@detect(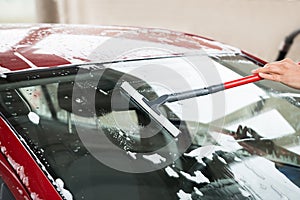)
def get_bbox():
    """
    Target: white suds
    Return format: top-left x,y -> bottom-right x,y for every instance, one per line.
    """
28,112 -> 40,125
180,171 -> 210,184
143,153 -> 166,164
165,166 -> 179,178
127,151 -> 137,159
55,178 -> 73,200
177,190 -> 192,200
